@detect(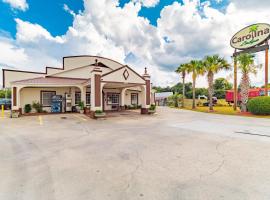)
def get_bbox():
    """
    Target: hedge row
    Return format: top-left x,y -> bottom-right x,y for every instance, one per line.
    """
247,97 -> 270,115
